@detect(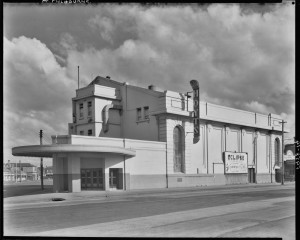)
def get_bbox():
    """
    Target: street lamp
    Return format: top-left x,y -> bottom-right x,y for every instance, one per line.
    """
185,91 -> 193,112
